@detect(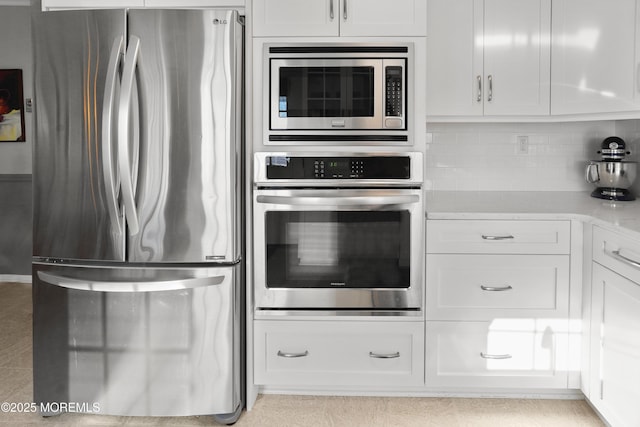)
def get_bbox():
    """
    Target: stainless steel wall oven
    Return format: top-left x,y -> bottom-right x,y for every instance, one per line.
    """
254,153 -> 423,314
